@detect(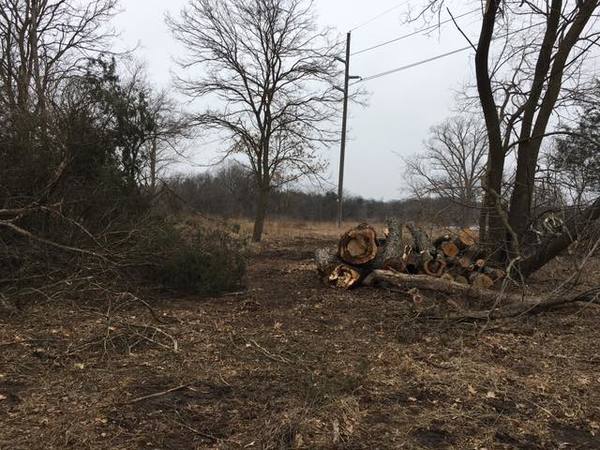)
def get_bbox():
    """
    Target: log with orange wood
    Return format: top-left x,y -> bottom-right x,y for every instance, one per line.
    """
315,220 -> 506,290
